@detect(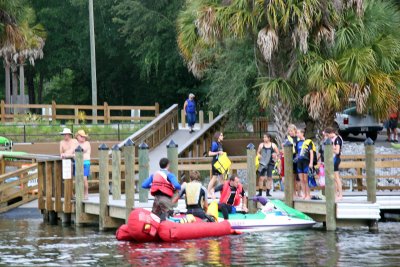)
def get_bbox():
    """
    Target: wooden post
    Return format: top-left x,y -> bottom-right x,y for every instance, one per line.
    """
247,143 -> 257,213
111,144 -> 121,200
1,100 -> 5,122
98,144 -> 109,231
283,141 -> 294,207
74,107 -> 79,124
167,140 -> 179,208
54,160 -> 62,213
45,161 -> 54,212
167,140 -> 178,178
324,139 -> 336,231
365,138 -> 378,232
37,162 -> 45,210
138,142 -> 149,203
124,139 -> 135,222
199,110 -> 204,129
75,146 -> 84,226
181,109 -> 186,128
0,155 -> 5,175
104,102 -> 109,124
208,111 -> 214,123
365,138 -> 376,203
51,100 -> 57,124
155,102 -> 159,116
